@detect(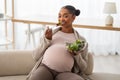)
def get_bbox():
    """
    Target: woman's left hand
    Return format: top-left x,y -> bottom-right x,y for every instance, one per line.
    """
68,50 -> 84,56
